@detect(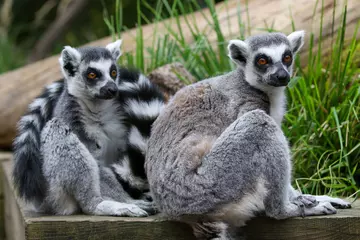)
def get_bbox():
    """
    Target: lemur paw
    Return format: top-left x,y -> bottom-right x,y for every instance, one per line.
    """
293,195 -> 318,208
94,200 -> 148,217
304,201 -> 337,216
303,195 -> 352,209
327,198 -> 352,209
131,199 -> 158,215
